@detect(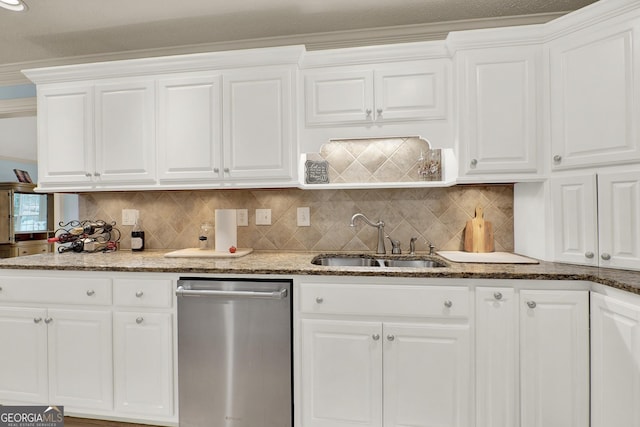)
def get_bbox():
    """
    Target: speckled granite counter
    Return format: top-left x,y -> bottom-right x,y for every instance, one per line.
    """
0,250 -> 638,295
